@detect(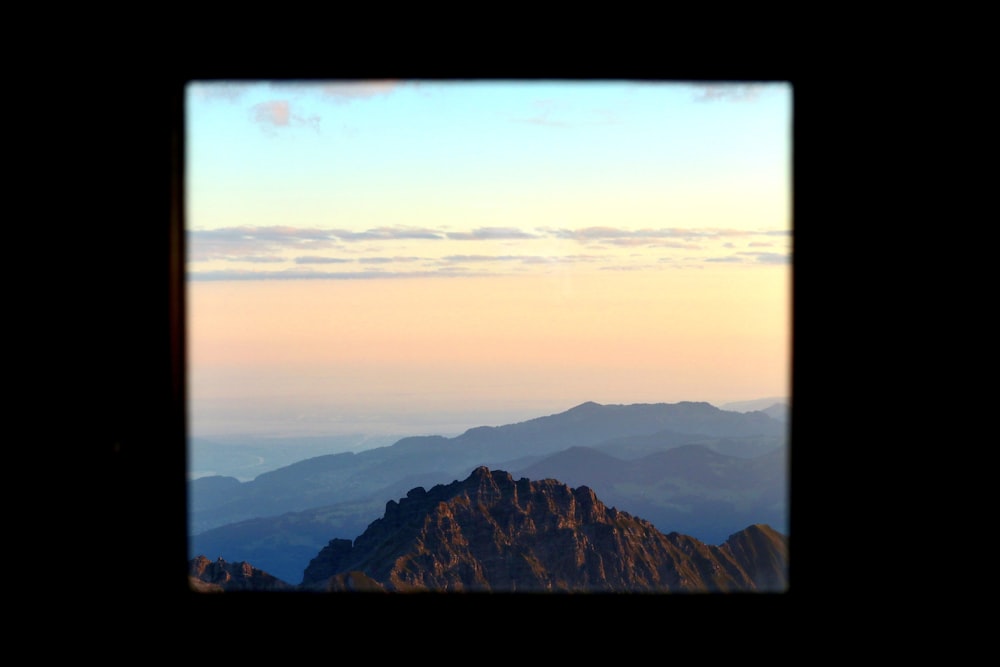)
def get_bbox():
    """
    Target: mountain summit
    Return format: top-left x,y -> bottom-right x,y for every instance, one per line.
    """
298,466 -> 788,593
